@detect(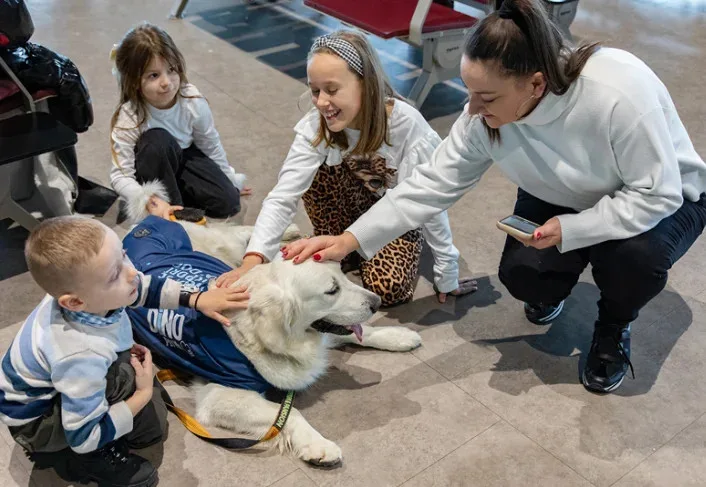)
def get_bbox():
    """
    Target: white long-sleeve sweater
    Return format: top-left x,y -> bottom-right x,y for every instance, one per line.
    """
246,100 -> 461,293
110,84 -> 245,202
348,47 -> 706,256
